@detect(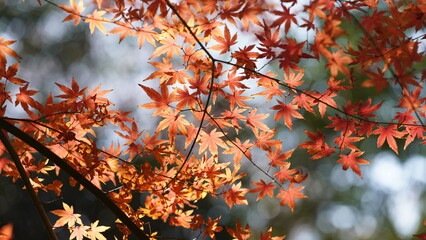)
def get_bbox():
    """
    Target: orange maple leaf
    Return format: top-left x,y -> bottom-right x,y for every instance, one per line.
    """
266,147 -> 294,167
271,100 -> 303,130
223,182 -> 248,207
226,220 -> 251,240
0,223 -> 13,240
246,108 -> 271,132
210,25 -> 238,54
260,227 -> 286,240
250,179 -> 275,200
138,84 -> 175,116
324,50 -> 352,77
149,35 -> 182,59
58,0 -> 85,26
198,128 -> 228,155
276,183 -> 307,211
337,151 -> 370,178
0,37 -> 20,66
